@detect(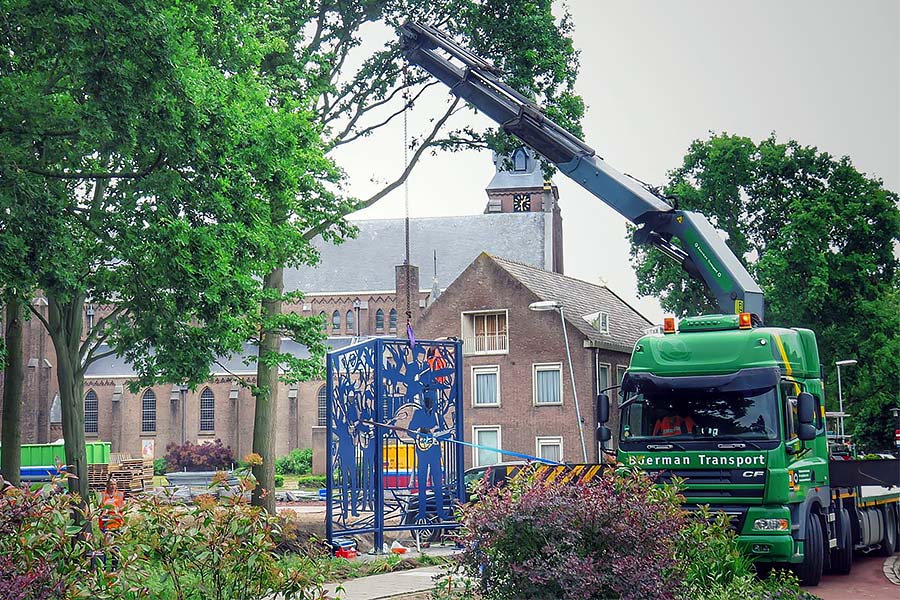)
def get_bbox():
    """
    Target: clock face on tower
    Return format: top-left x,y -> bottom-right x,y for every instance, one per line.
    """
512,193 -> 531,212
